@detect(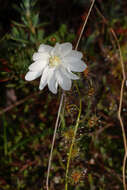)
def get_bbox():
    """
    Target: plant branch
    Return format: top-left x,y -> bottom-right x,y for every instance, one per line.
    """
75,0 -> 95,51
111,29 -> 127,190
46,92 -> 64,190
0,91 -> 42,115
